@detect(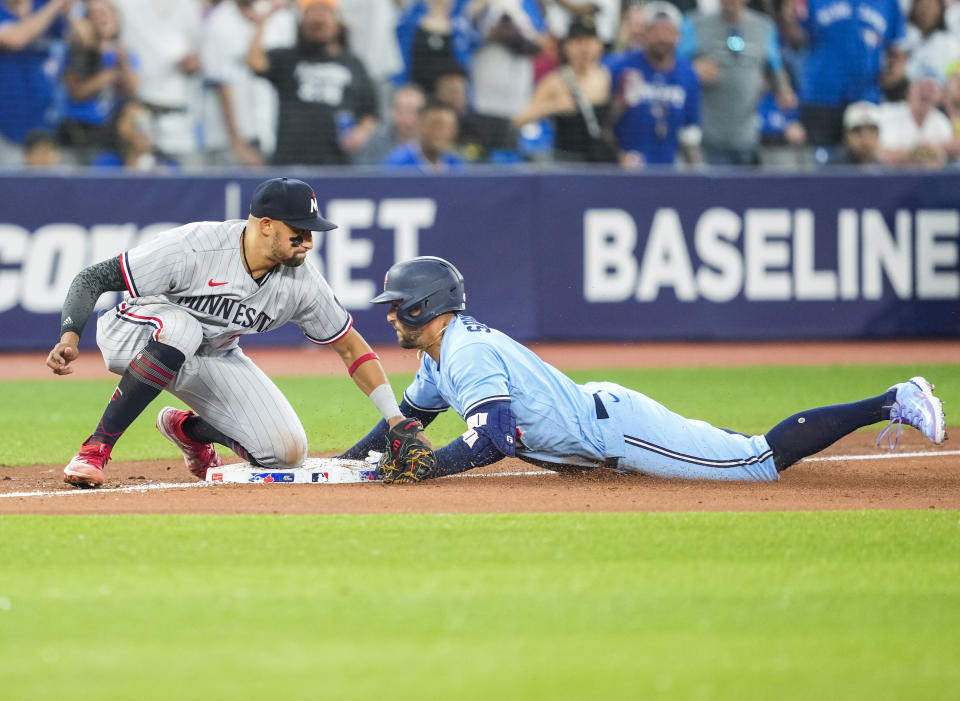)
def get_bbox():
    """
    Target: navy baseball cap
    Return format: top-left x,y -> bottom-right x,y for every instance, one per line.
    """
250,177 -> 337,231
